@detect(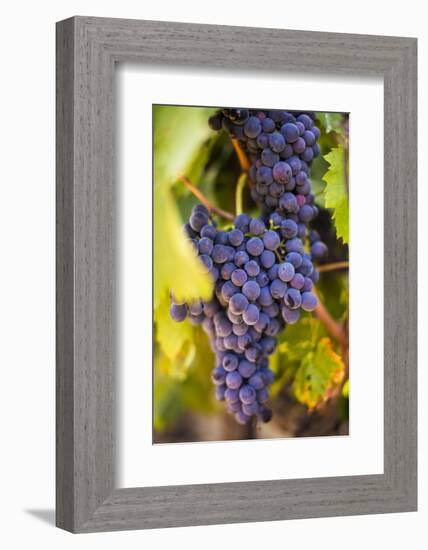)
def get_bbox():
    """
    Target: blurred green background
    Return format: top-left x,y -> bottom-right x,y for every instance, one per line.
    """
153,105 -> 349,443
